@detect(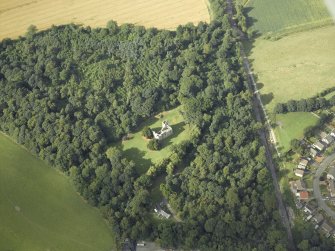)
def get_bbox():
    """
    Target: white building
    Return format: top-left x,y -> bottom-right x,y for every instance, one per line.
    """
153,121 -> 173,140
